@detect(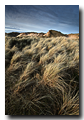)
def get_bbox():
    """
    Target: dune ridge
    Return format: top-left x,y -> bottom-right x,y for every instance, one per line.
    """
6,30 -> 79,39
